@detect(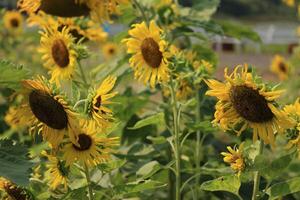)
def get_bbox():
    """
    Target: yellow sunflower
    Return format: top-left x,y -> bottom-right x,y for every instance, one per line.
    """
282,0 -> 295,7
270,55 -> 289,81
44,153 -> 69,190
176,79 -> 193,100
84,76 -> 117,131
39,24 -> 77,85
102,42 -> 118,60
63,121 -> 119,166
3,10 -> 23,34
221,143 -> 245,175
284,98 -> 300,149
16,76 -> 79,148
205,65 -> 294,147
123,20 -> 171,88
0,177 -> 33,200
4,106 -> 28,130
